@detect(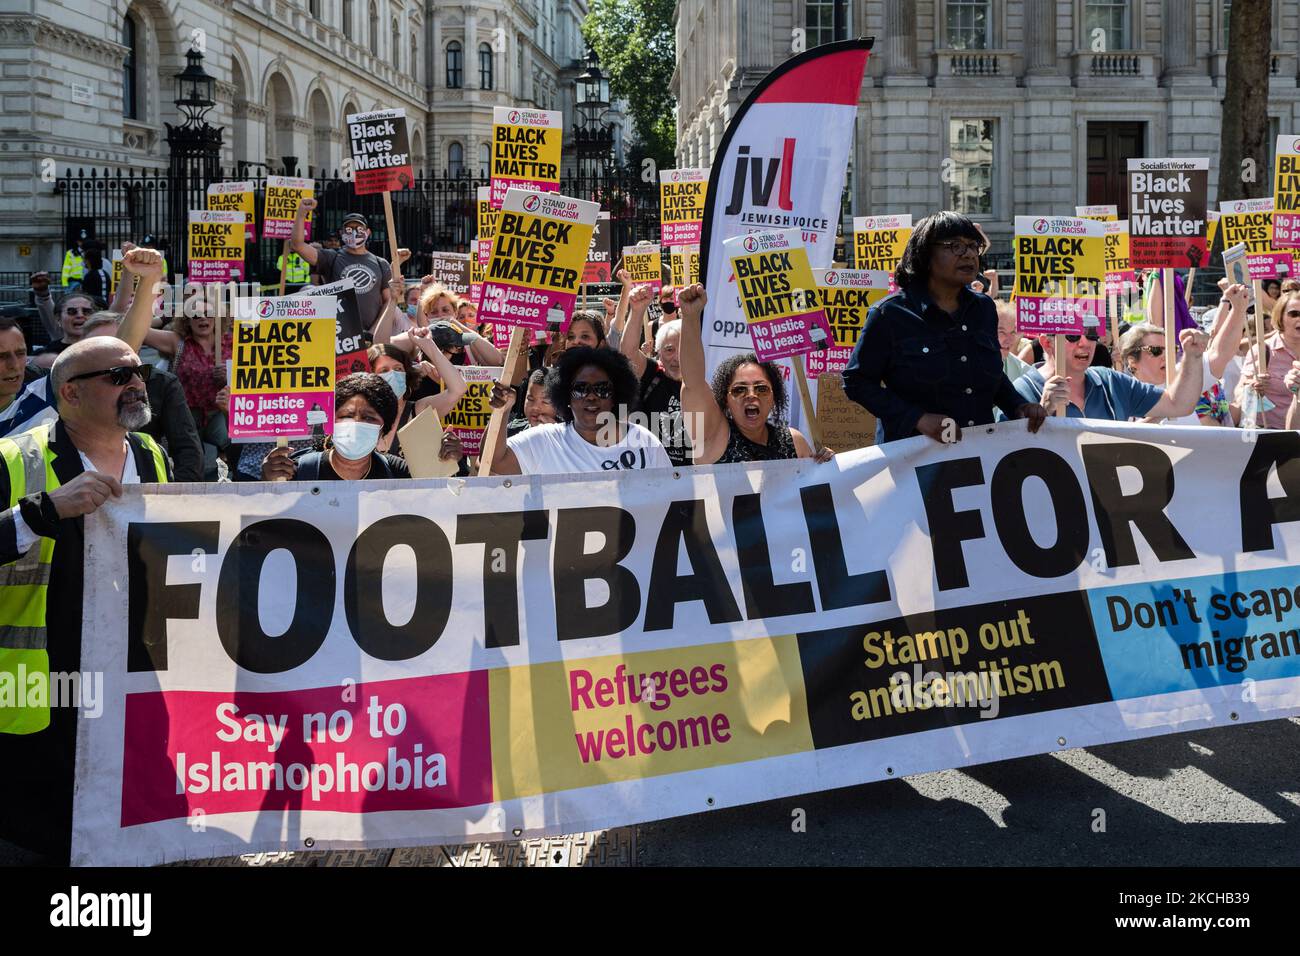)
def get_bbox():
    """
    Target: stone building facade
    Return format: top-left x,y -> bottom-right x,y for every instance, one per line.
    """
0,0 -> 627,272
673,0 -> 1300,255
